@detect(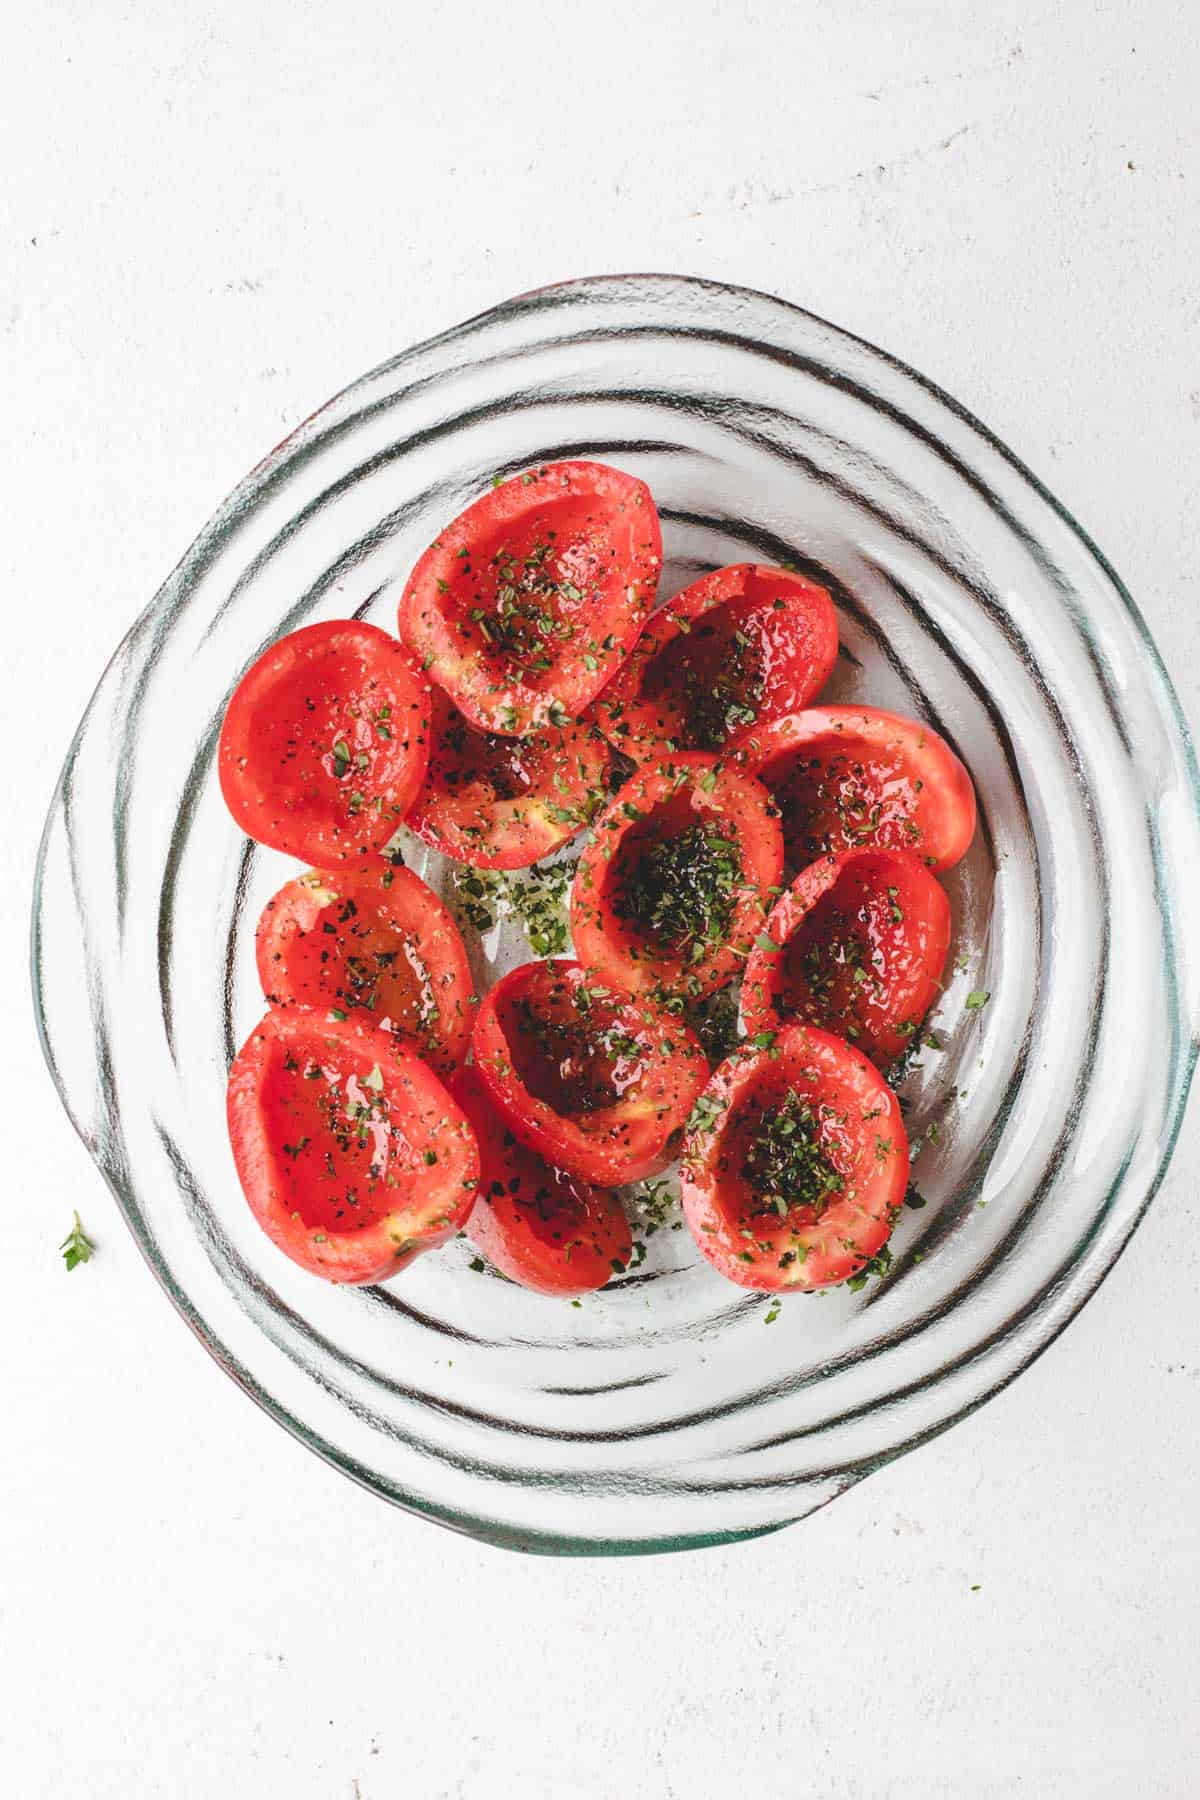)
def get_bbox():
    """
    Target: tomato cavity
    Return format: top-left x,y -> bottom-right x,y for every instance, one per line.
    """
681,1025 -> 909,1292
472,959 -> 708,1186
398,461 -> 662,736
218,620 -> 431,866
740,706 -> 976,873
254,864 -> 475,1073
741,848 -> 951,1067
570,753 -> 783,1002
594,564 -> 838,762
